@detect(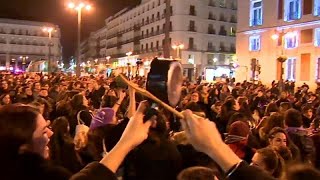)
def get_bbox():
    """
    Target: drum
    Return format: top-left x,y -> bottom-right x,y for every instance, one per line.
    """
146,58 -> 183,107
